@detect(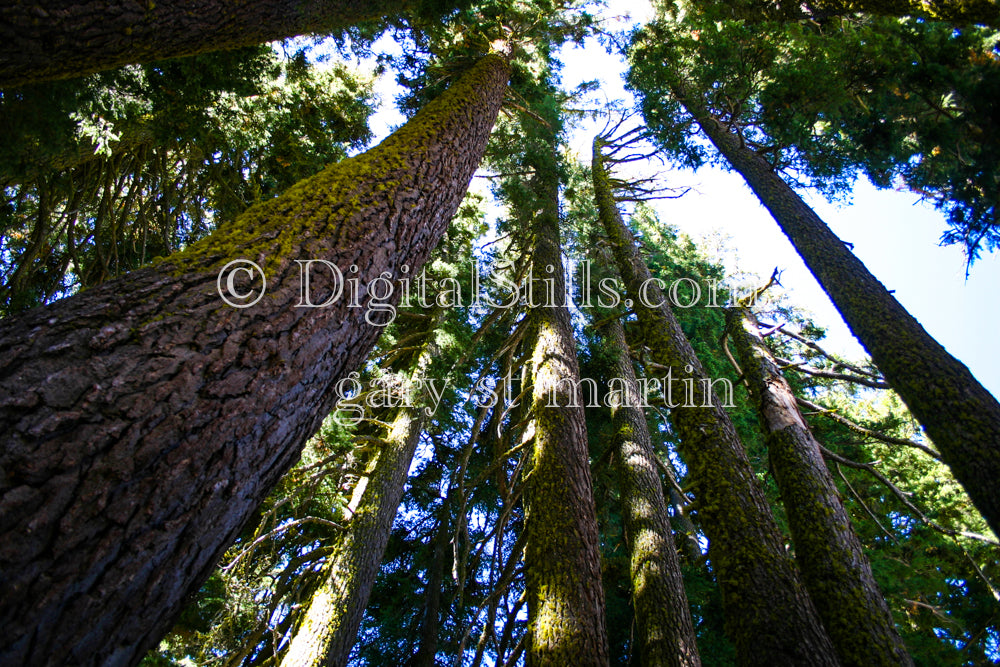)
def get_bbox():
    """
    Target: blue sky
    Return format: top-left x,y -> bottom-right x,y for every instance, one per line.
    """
356,3 -> 1000,398
552,6 -> 1000,398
